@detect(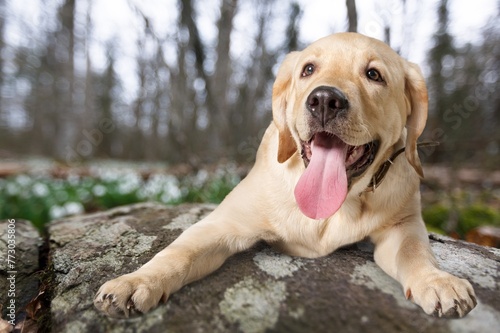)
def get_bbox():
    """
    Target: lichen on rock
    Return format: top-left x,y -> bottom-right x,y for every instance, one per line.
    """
219,276 -> 287,333
1,203 -> 499,333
